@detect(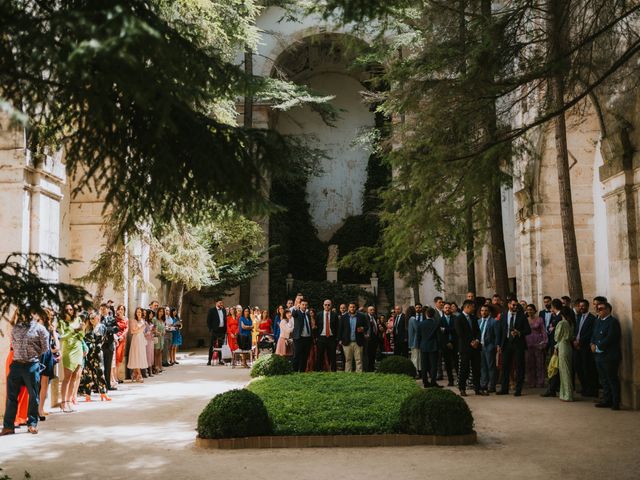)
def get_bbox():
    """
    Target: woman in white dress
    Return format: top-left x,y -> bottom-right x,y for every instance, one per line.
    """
275,310 -> 294,356
127,307 -> 148,382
